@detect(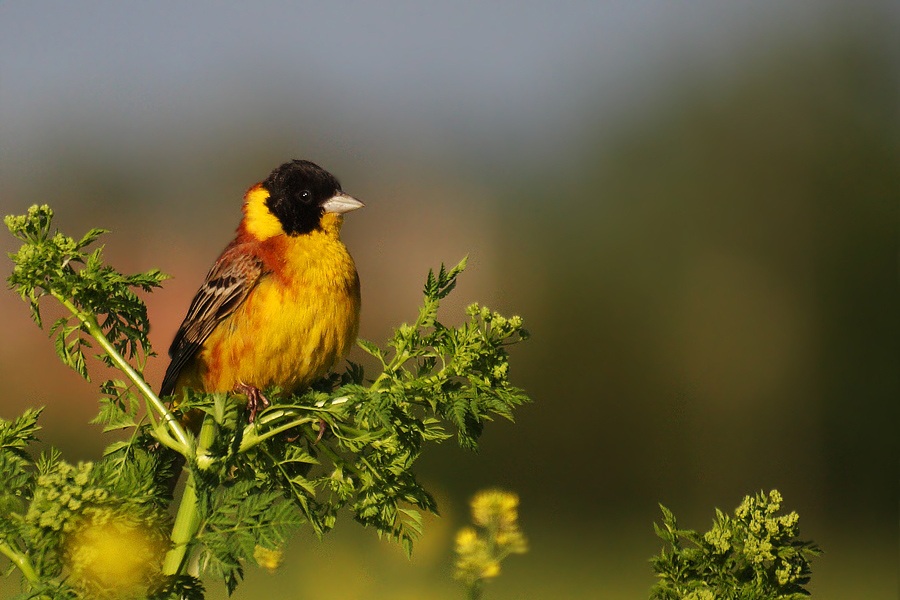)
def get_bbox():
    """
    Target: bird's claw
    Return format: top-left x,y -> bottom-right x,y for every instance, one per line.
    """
314,418 -> 328,444
235,382 -> 270,423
